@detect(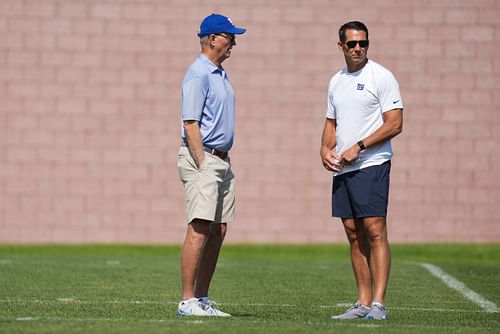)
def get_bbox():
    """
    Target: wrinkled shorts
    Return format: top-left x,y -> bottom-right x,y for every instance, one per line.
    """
332,161 -> 391,219
177,147 -> 235,224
